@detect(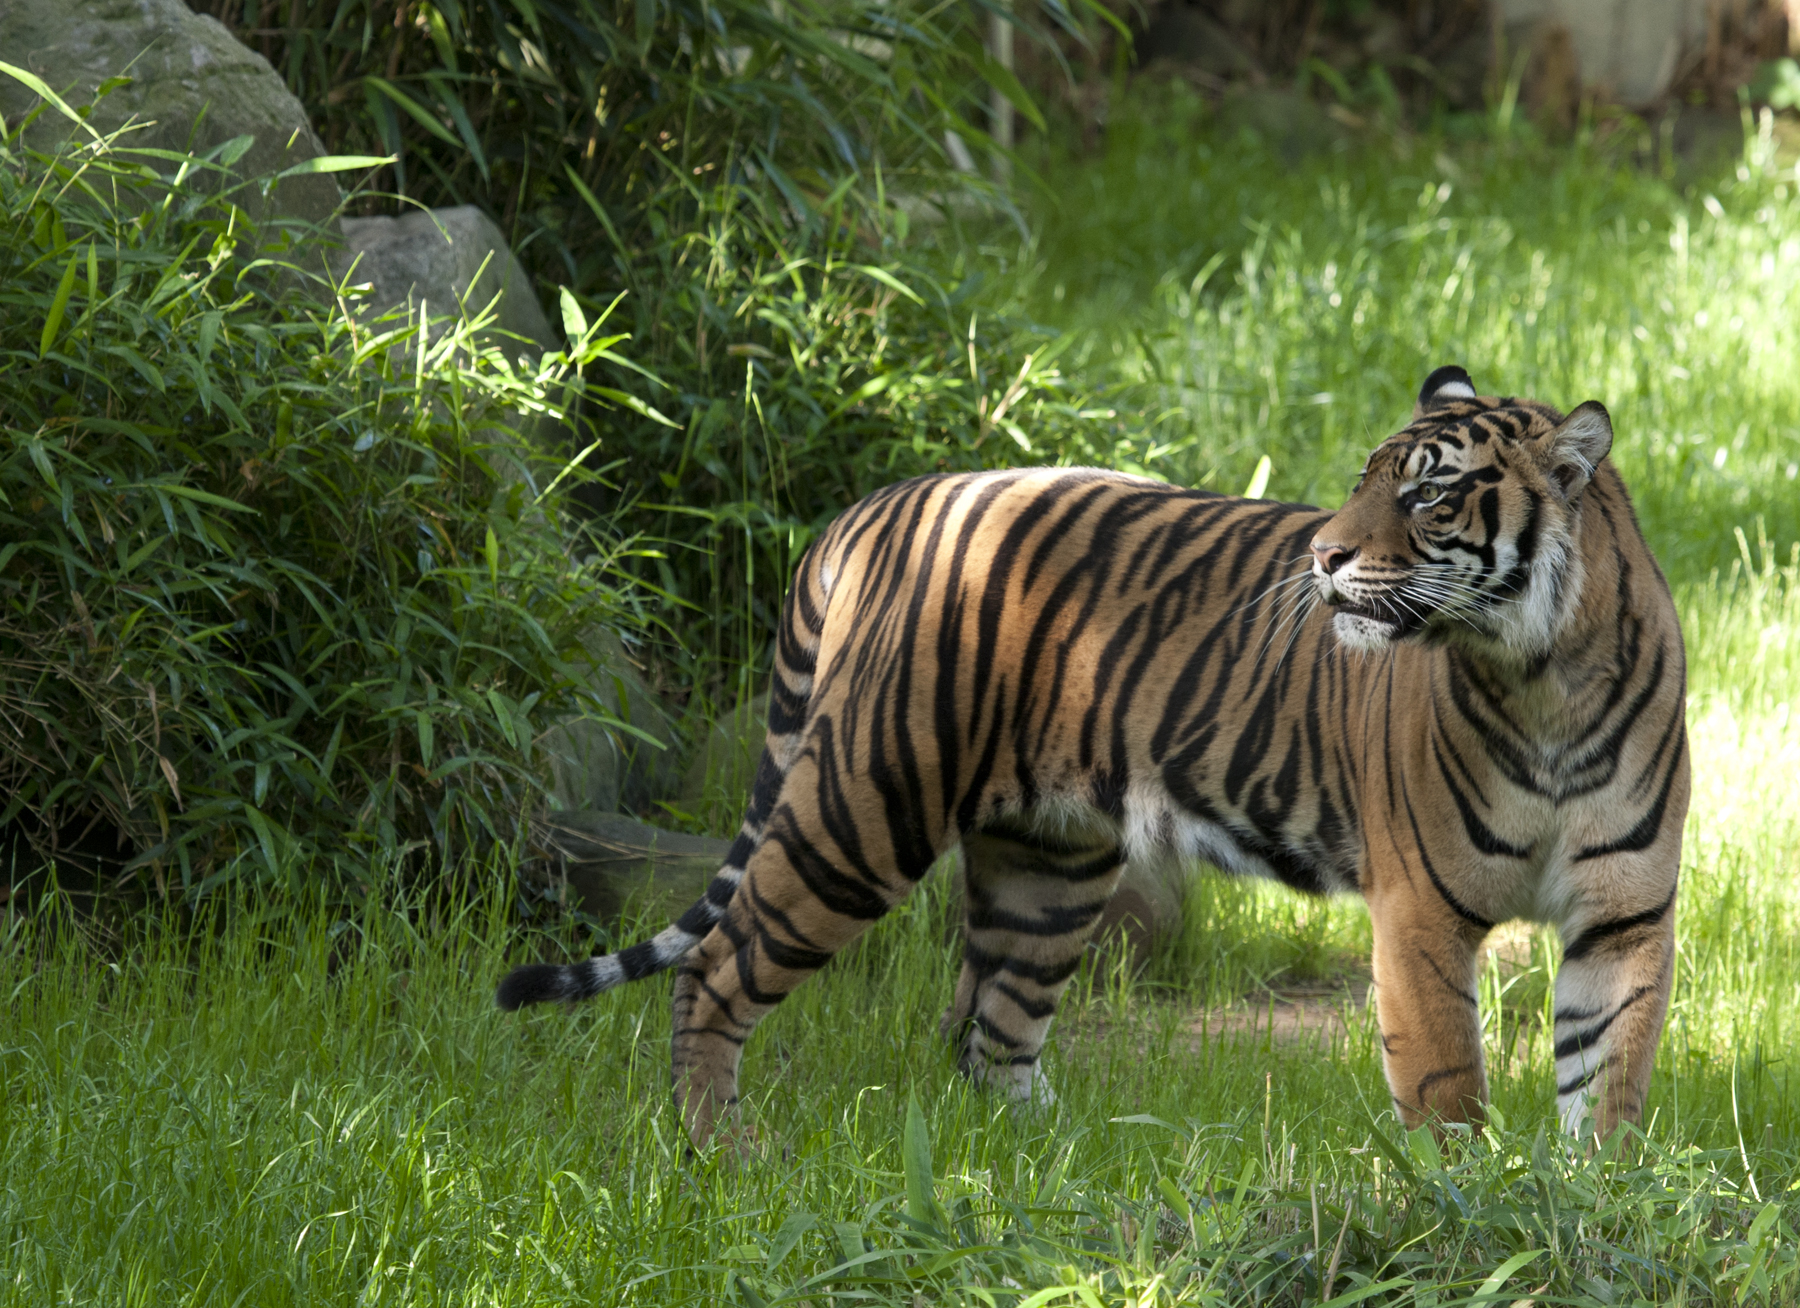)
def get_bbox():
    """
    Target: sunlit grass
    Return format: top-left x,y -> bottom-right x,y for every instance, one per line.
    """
1020,86 -> 1800,583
